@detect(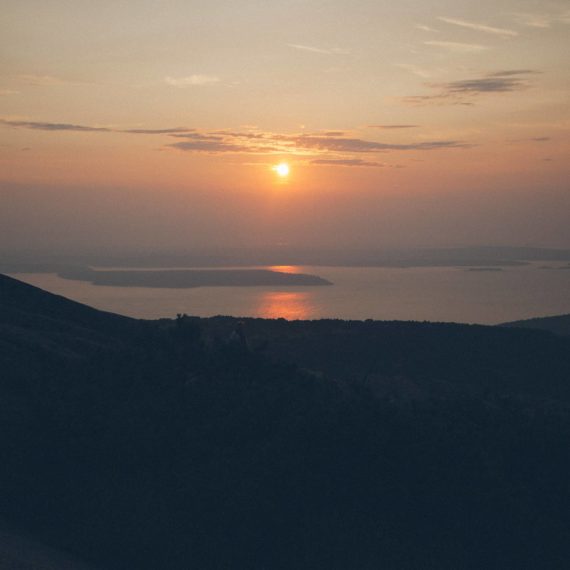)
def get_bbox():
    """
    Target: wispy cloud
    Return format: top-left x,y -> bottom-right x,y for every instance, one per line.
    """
288,44 -> 350,55
415,24 -> 439,33
0,118 -> 468,157
514,10 -> 570,28
424,40 -> 489,53
124,127 -> 195,134
310,158 -> 384,168
165,75 -> 221,86
486,69 -> 537,77
509,136 -> 552,143
0,119 -> 111,132
169,131 -> 466,154
402,70 -> 538,106
271,134 -> 468,153
16,75 -> 83,86
514,13 -> 551,28
437,17 -> 518,37
394,63 -> 434,79
169,140 -> 269,153
368,125 -> 419,130
0,89 -> 19,96
0,119 -> 195,135
441,71 -> 537,93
